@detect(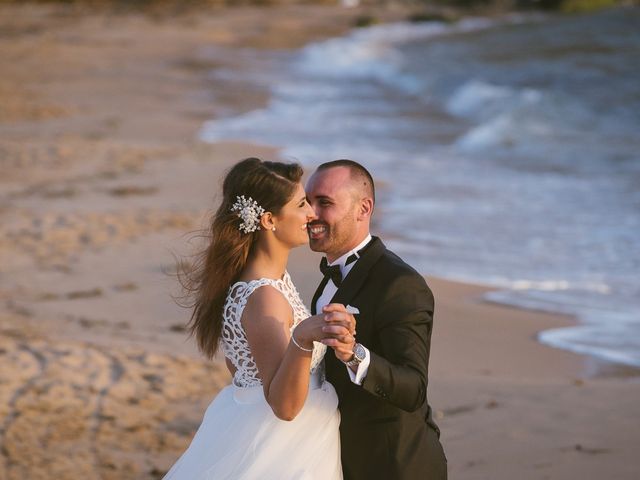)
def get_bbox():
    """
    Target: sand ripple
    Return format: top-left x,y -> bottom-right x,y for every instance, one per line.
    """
0,209 -> 199,270
0,323 -> 227,480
